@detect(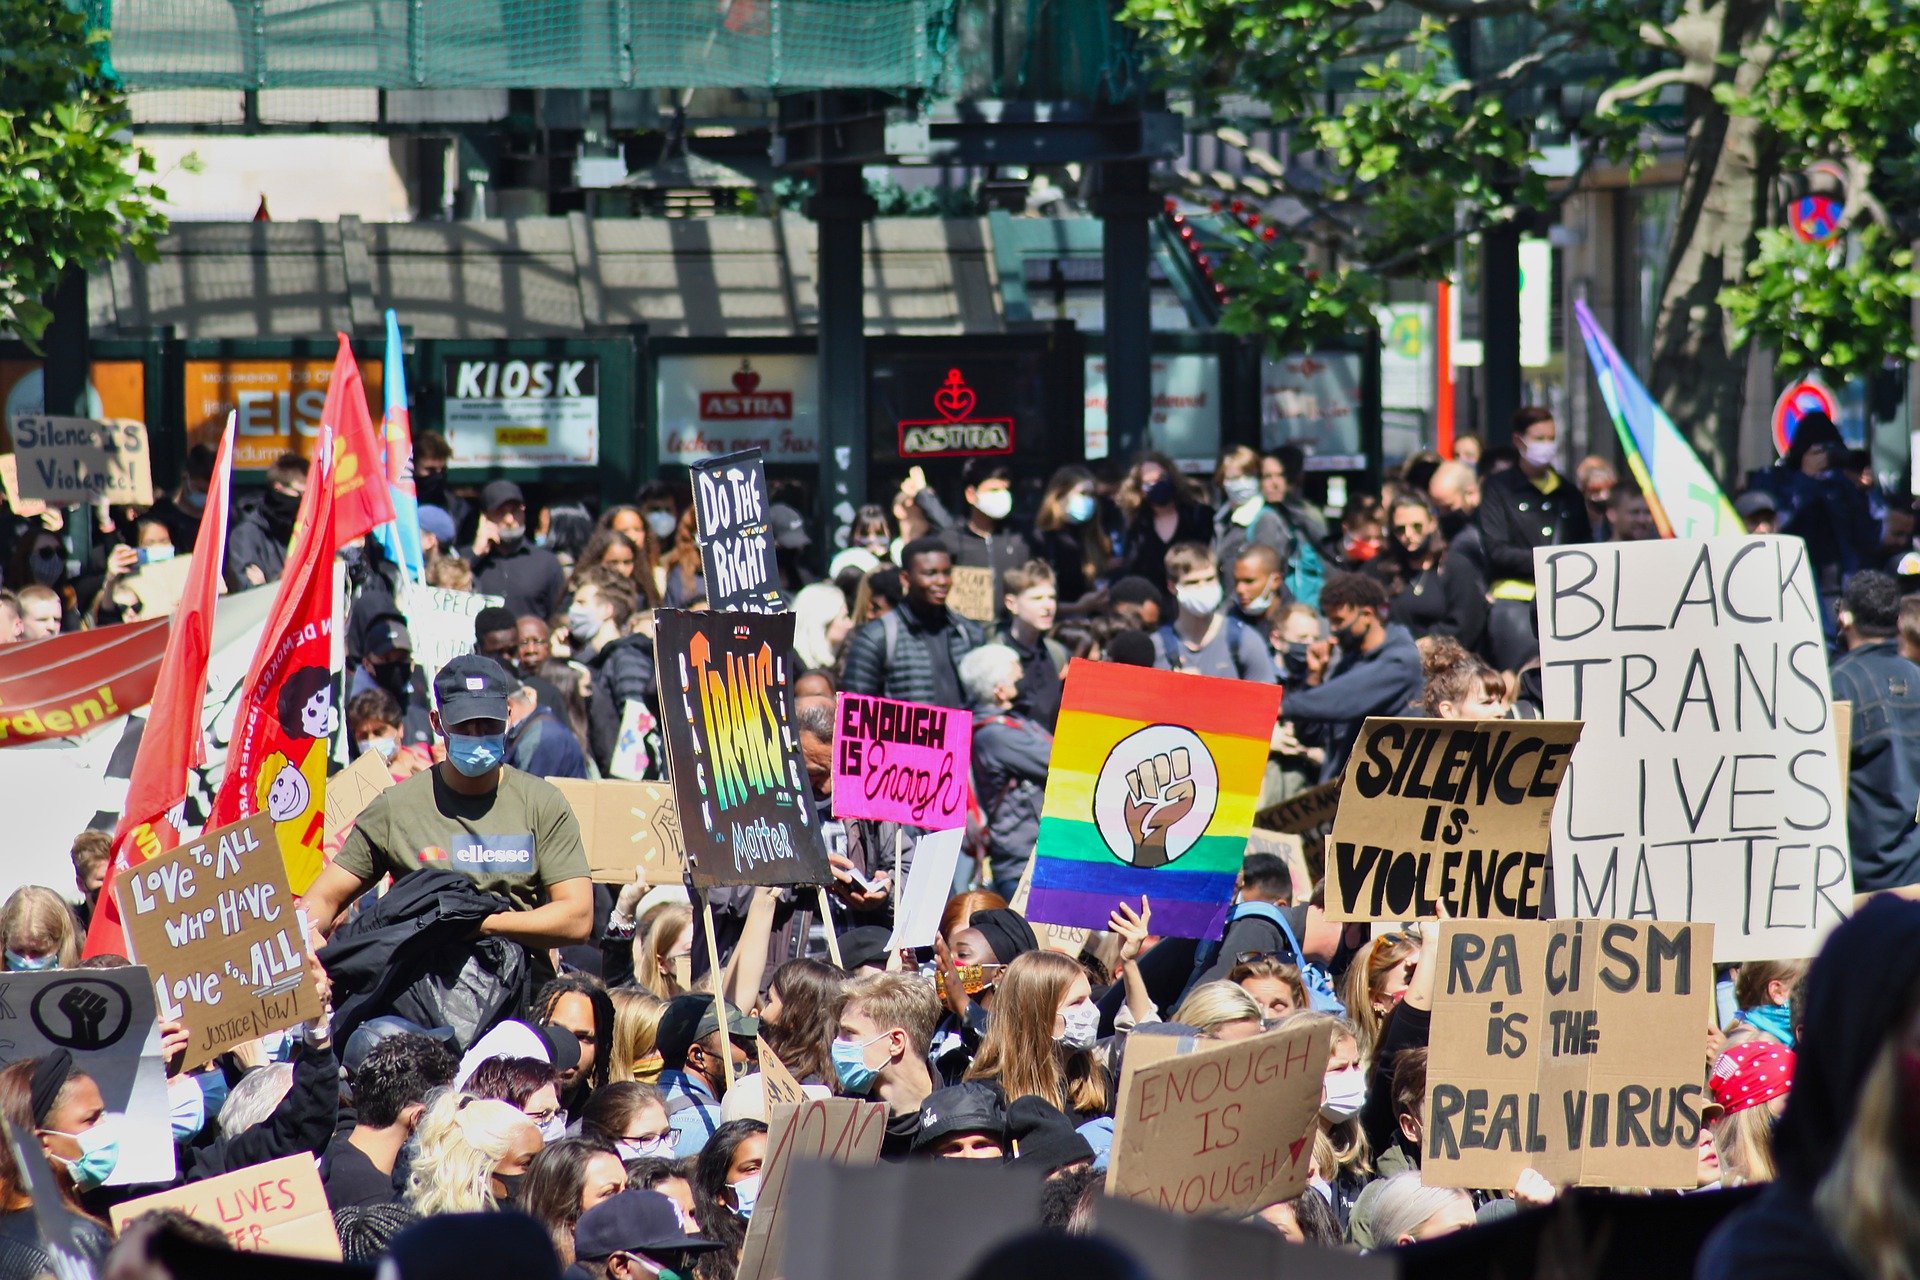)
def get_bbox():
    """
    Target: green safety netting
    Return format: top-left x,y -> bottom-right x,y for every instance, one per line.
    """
83,0 -> 953,91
